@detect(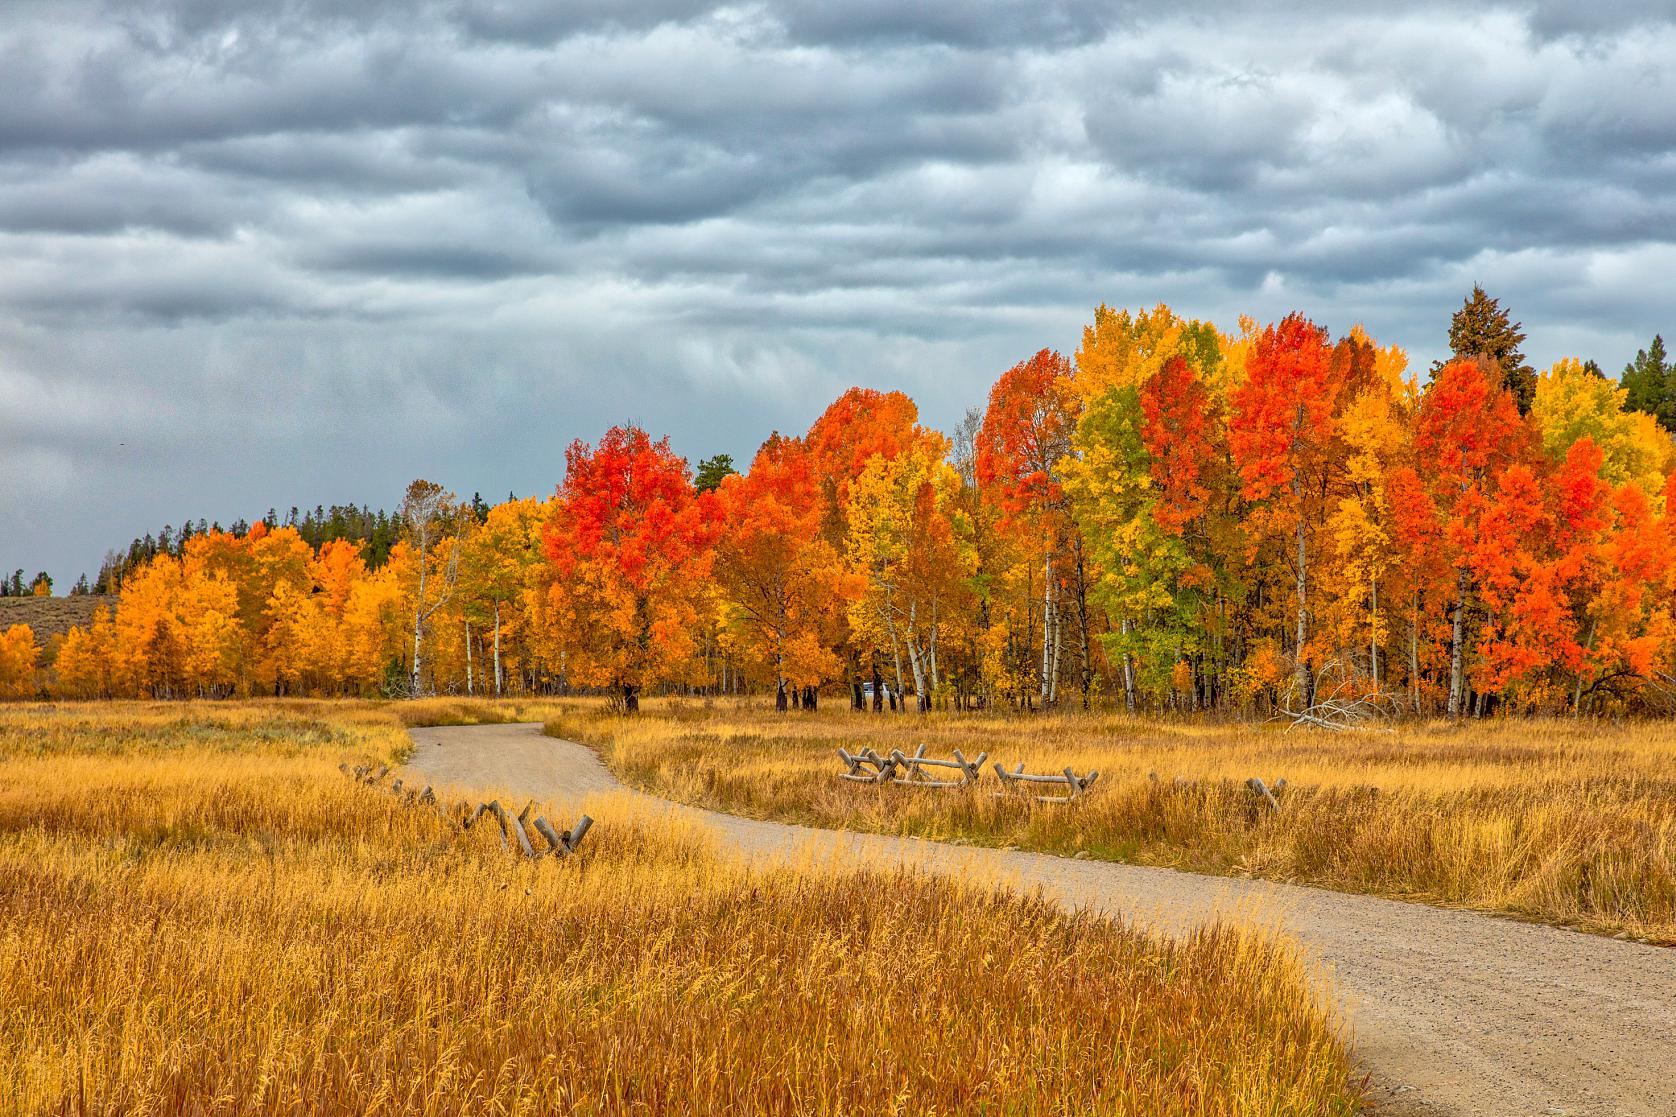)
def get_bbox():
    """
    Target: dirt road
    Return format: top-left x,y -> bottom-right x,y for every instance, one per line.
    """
405,722 -> 1676,1117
